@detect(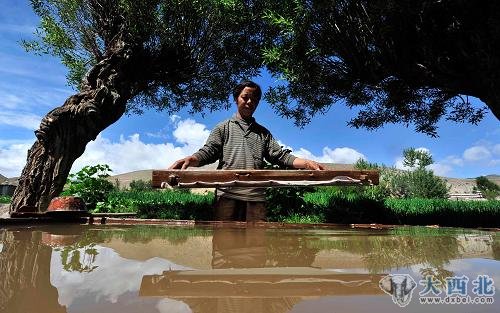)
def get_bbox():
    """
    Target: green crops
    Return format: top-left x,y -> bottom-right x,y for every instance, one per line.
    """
95,190 -> 214,220
94,188 -> 499,227
384,198 -> 500,227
